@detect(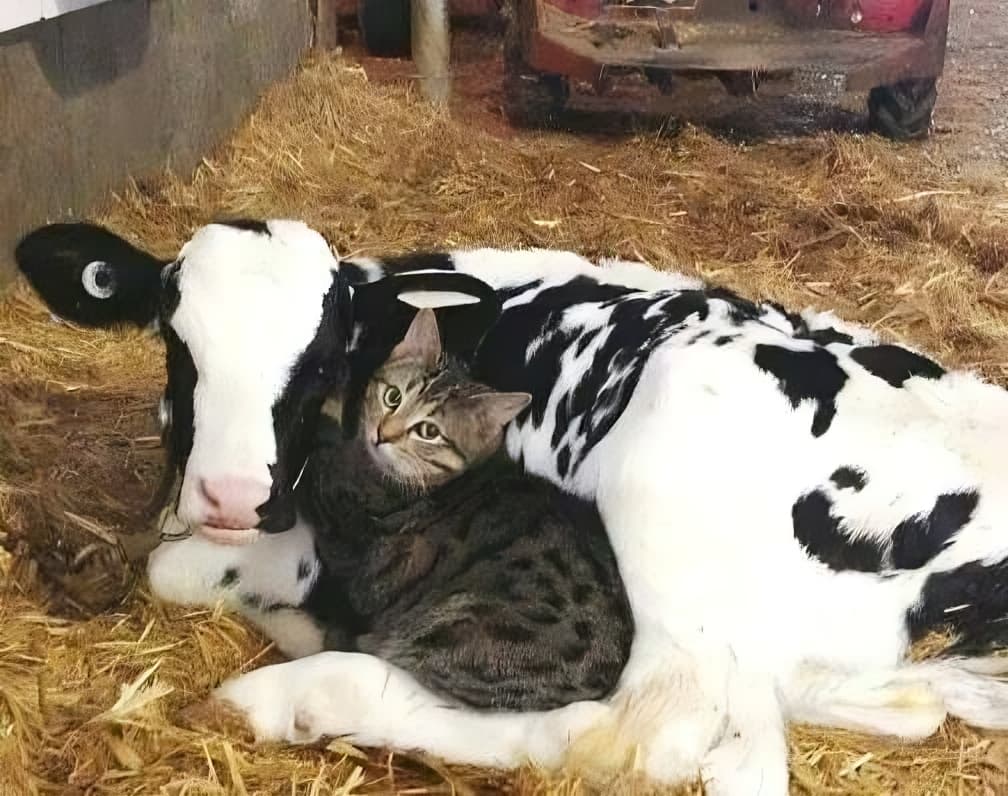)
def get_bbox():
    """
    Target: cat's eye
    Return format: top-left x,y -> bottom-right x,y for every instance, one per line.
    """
383,386 -> 402,409
412,421 -> 441,442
